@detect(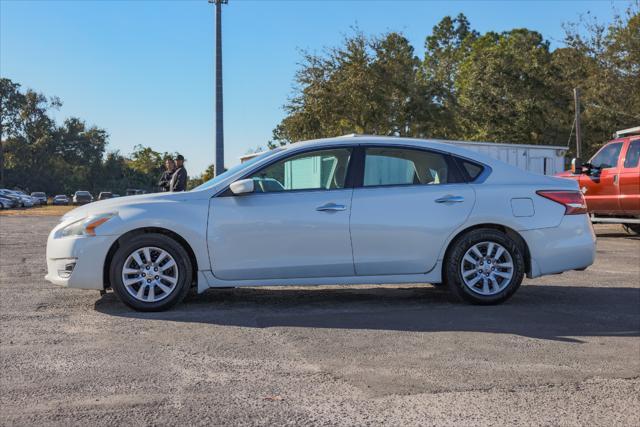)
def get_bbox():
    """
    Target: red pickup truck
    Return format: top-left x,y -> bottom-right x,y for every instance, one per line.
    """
557,127 -> 640,235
